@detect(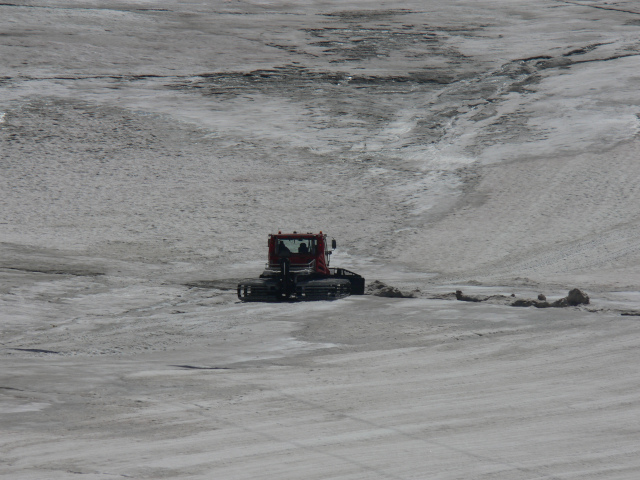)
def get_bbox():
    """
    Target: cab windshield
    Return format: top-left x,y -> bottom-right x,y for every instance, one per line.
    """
276,238 -> 316,255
